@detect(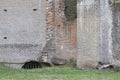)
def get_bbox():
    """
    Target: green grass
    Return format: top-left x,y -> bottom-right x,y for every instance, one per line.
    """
0,64 -> 119,80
